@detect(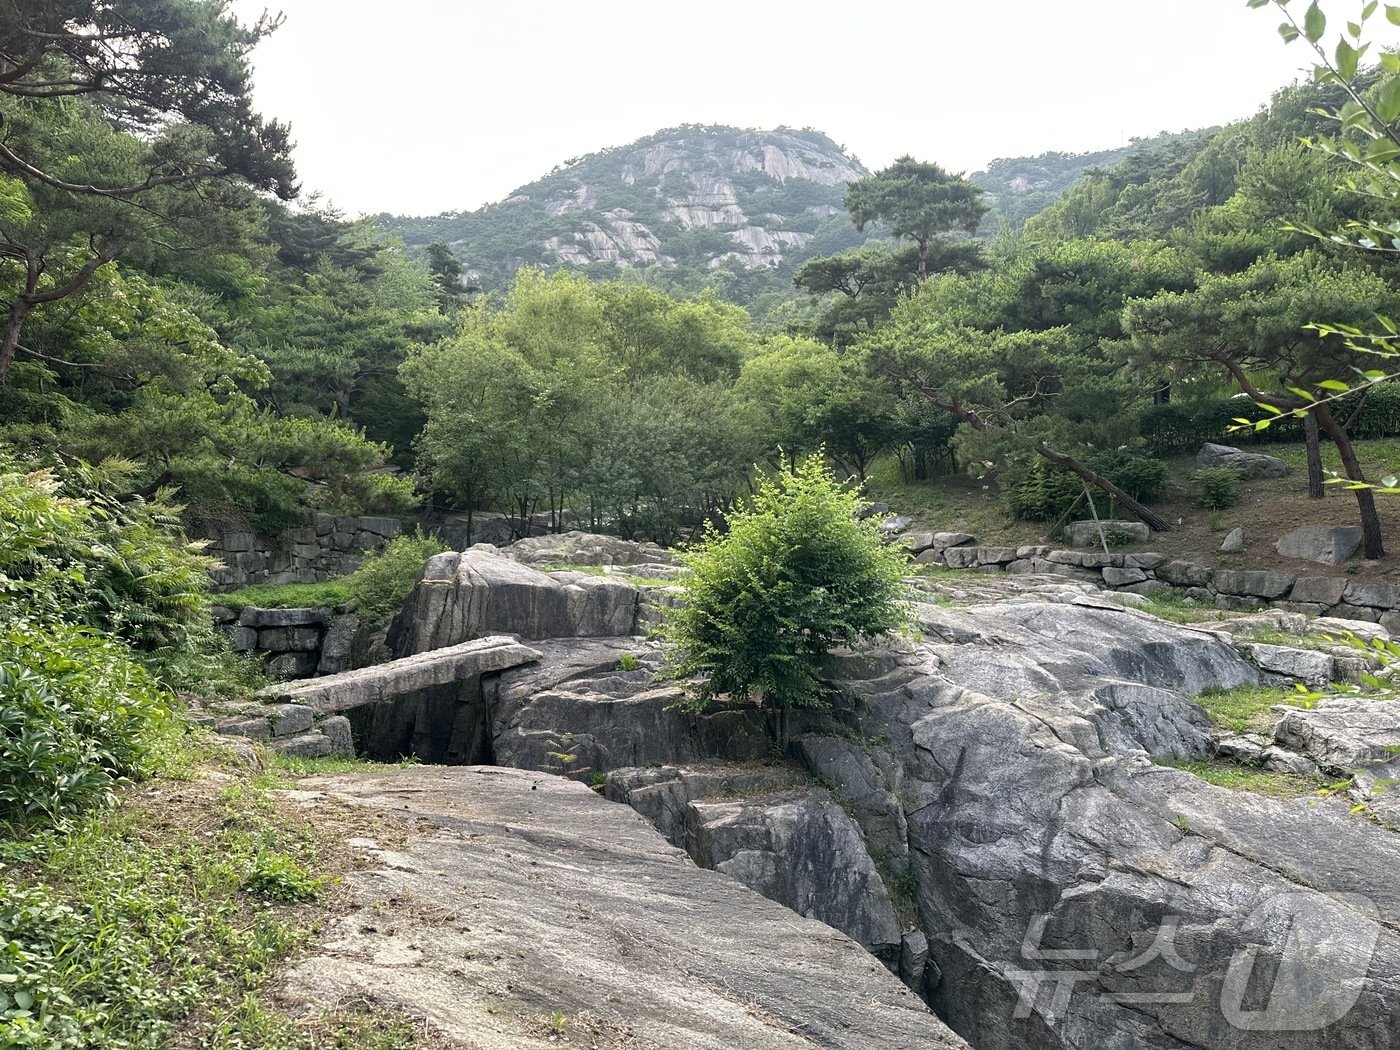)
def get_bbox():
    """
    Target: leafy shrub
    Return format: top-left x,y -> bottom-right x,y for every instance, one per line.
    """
661,455 -> 908,718
1004,450 -> 1167,522
1194,465 -> 1242,509
0,458 -> 218,686
0,624 -> 172,827
346,531 -> 448,627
